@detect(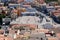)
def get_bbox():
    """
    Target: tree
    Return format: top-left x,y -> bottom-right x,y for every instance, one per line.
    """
19,26 -> 25,31
0,14 -> 6,25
